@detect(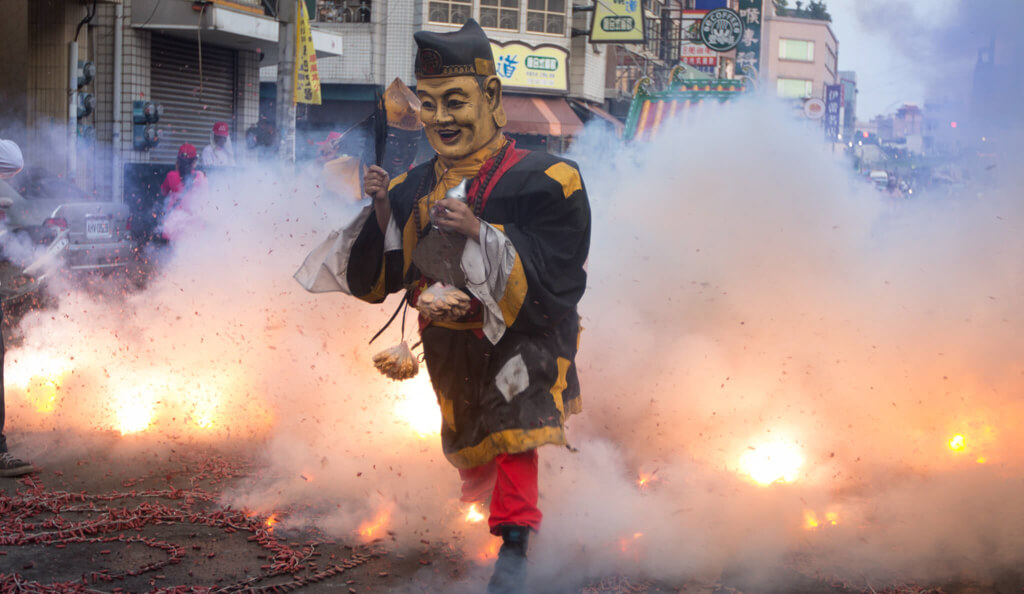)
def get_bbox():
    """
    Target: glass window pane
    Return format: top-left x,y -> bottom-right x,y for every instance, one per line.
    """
480,7 -> 498,27
481,0 -> 497,5
501,0 -> 518,7
528,0 -> 544,10
428,1 -> 448,22
549,0 -> 564,12
499,10 -> 518,29
451,3 -> 470,23
546,15 -> 563,33
526,12 -> 544,31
